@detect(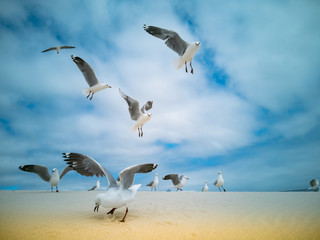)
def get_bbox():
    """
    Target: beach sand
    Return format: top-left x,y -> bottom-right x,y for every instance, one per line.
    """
0,191 -> 319,240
